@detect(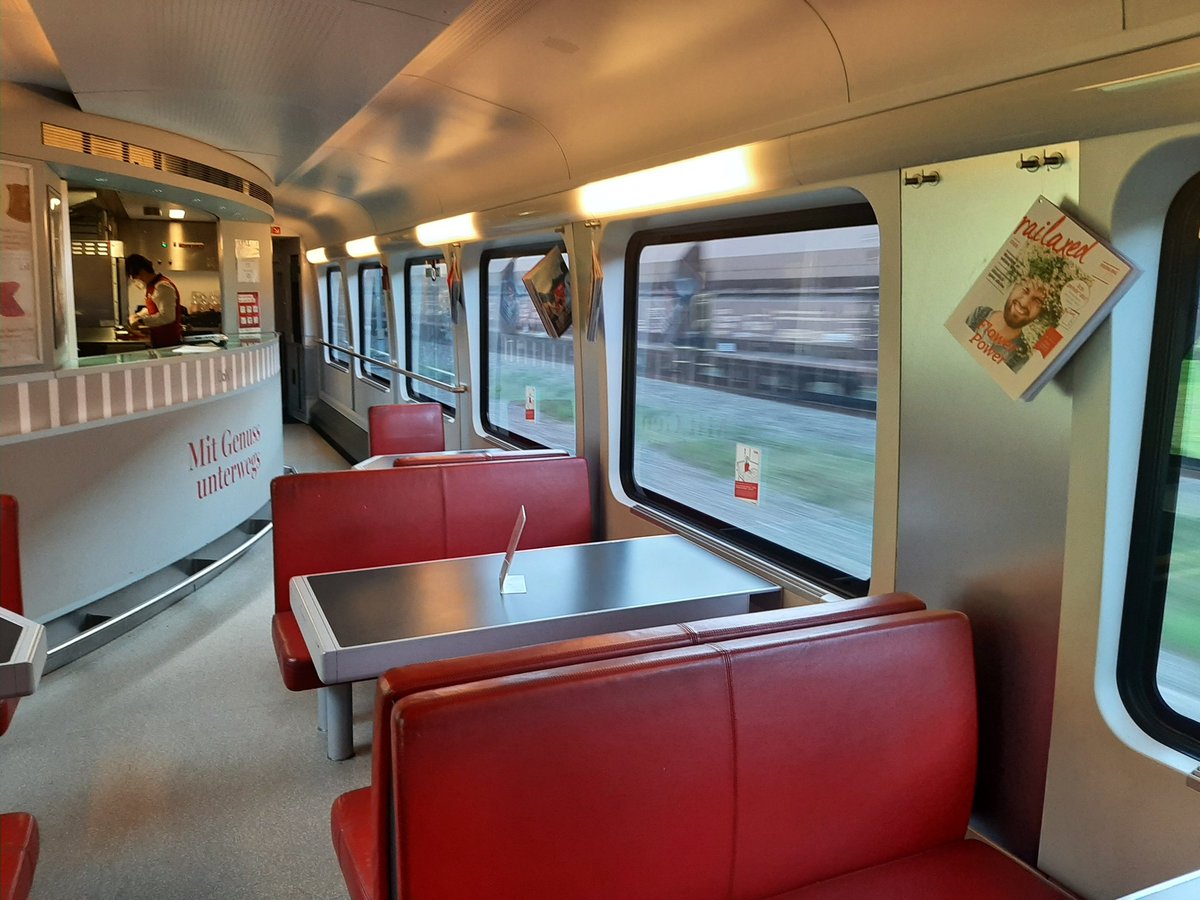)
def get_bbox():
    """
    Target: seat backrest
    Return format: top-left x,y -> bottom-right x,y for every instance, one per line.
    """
367,403 -> 445,457
440,457 -> 591,557
270,457 -> 593,615
388,609 -> 975,900
364,592 -> 926,900
392,448 -> 568,467
0,496 -> 23,738
271,467 -> 447,615
0,496 -> 21,617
